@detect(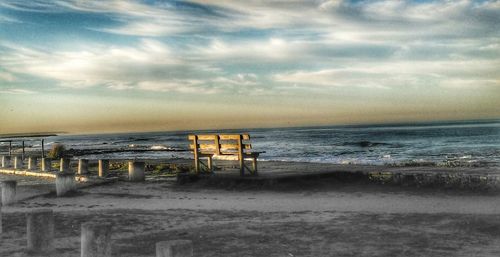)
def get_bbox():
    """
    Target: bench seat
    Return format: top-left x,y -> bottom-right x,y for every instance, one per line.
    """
188,134 -> 262,176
